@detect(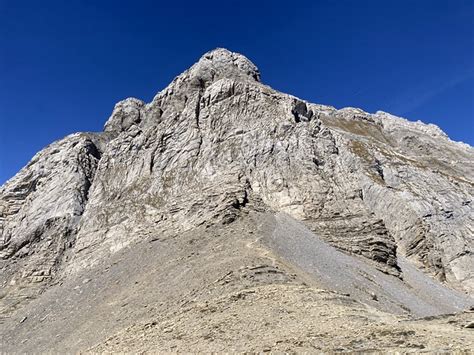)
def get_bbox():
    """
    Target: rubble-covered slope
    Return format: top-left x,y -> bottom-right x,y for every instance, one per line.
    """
1,212 -> 473,353
0,48 -> 473,352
